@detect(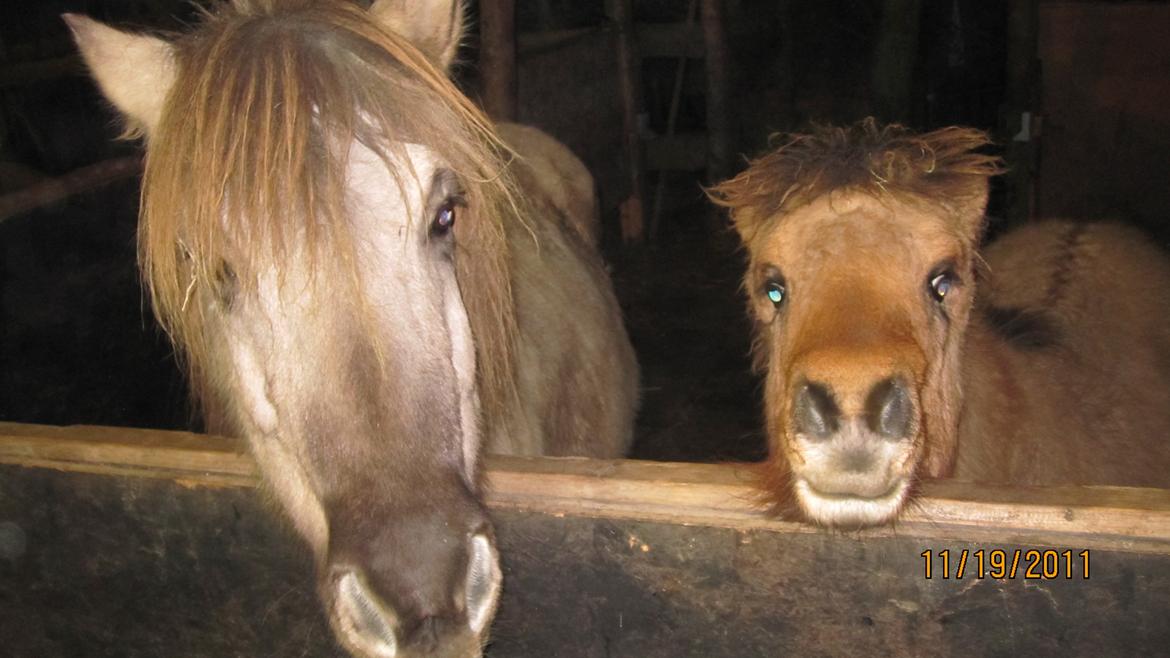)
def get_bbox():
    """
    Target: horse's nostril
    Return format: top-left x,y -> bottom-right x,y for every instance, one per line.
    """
335,570 -> 398,657
793,382 -> 840,439
465,533 -> 502,634
867,377 -> 914,440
